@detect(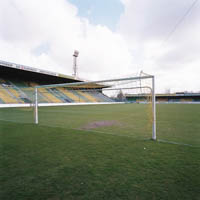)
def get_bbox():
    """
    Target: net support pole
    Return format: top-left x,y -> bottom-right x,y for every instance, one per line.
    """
34,87 -> 38,124
152,76 -> 156,140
